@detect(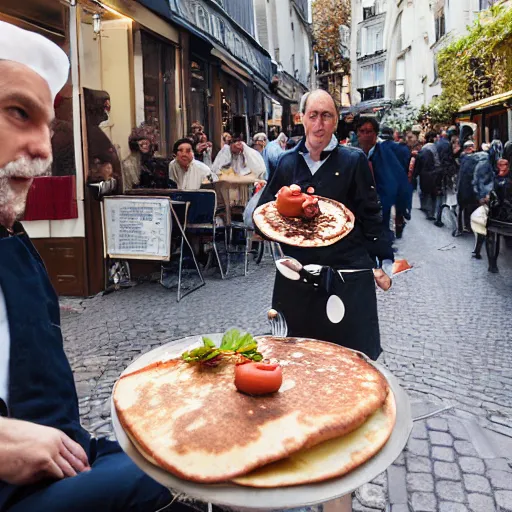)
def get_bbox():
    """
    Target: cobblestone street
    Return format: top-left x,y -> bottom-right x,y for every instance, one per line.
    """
62,200 -> 512,512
